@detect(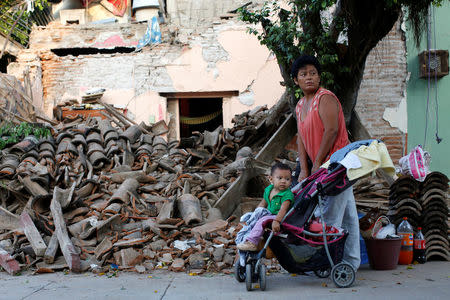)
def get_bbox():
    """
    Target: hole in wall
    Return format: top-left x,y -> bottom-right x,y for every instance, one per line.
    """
50,47 -> 135,57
